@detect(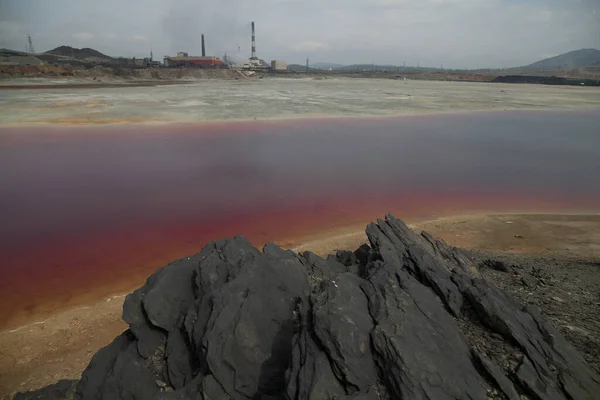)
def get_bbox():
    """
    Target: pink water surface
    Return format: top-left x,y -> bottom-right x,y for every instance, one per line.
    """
1,111 -> 599,328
